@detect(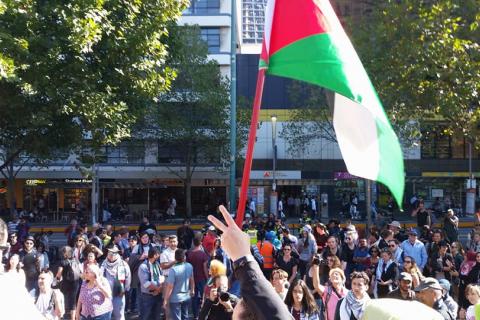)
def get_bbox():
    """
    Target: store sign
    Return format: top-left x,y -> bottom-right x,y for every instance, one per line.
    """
250,170 -> 301,180
431,189 -> 444,198
64,178 -> 93,184
25,179 -> 47,186
334,172 -> 357,180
